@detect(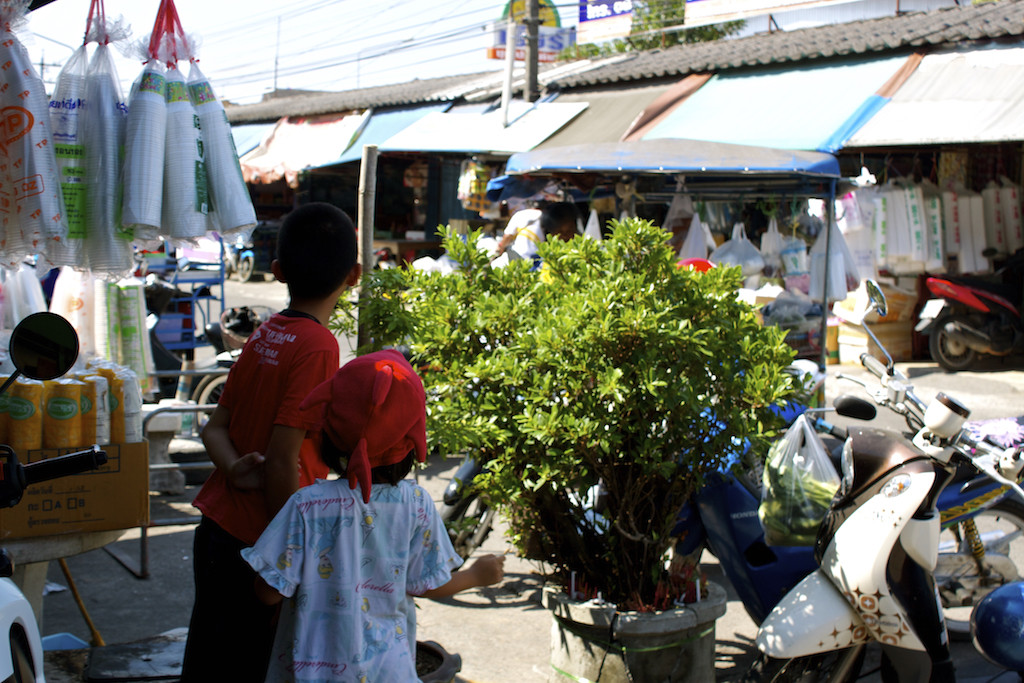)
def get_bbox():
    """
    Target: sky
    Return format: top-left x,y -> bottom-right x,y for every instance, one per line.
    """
23,0 -> 580,104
